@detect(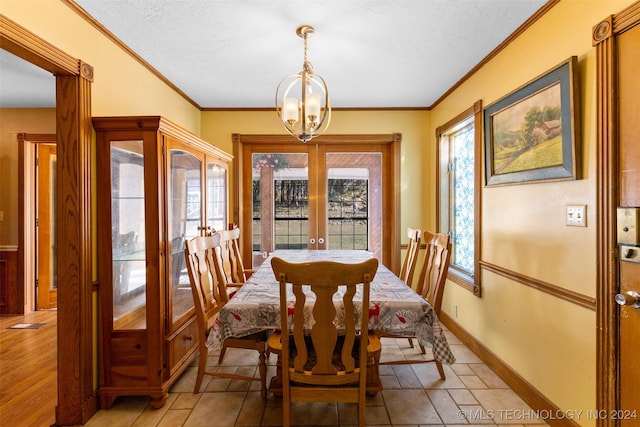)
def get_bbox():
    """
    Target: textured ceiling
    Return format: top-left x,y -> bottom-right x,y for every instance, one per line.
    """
0,0 -> 548,109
